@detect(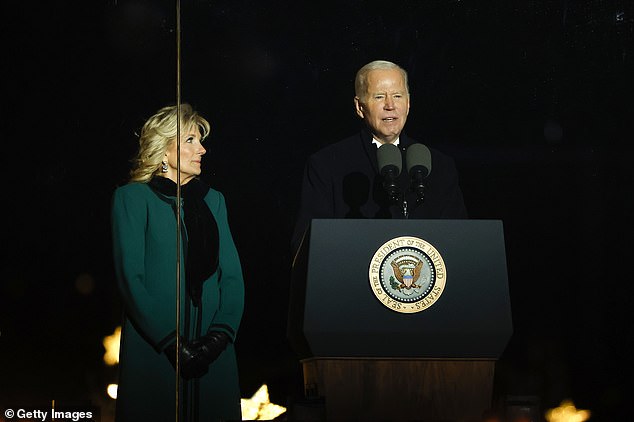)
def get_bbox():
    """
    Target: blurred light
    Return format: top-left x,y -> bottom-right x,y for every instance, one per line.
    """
75,272 -> 96,295
107,384 -> 118,400
545,400 -> 590,422
241,384 -> 286,420
103,326 -> 121,366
